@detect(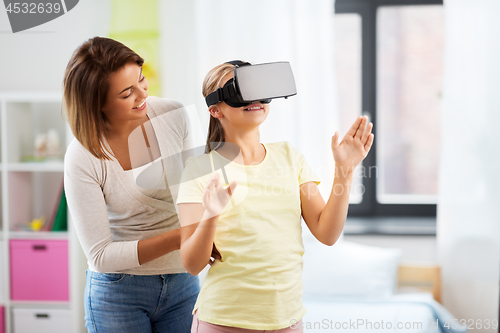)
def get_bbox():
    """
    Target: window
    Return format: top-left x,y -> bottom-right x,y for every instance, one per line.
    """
335,0 -> 444,218
334,13 -> 363,204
